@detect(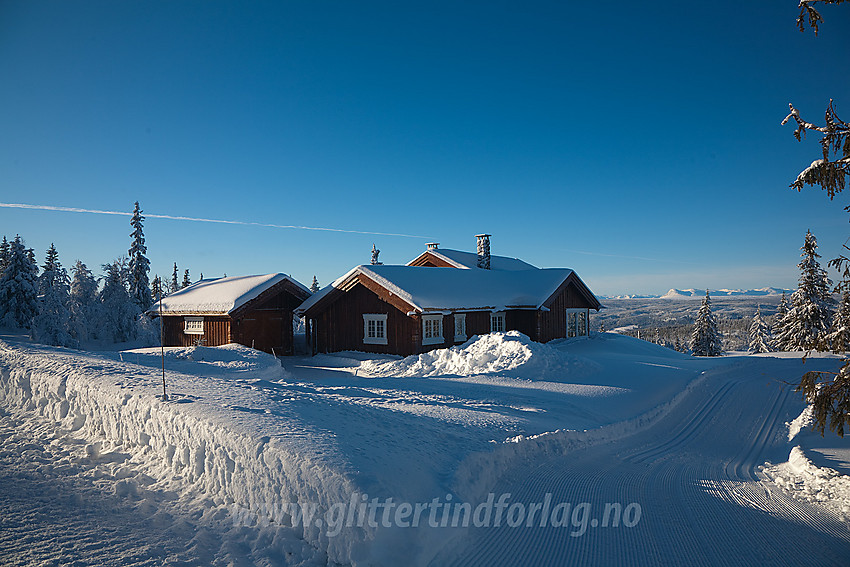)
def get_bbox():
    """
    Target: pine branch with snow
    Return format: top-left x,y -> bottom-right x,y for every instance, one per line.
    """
784,1 -> 849,198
